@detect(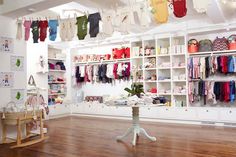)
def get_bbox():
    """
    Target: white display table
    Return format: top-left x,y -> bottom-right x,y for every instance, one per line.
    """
107,103 -> 159,146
